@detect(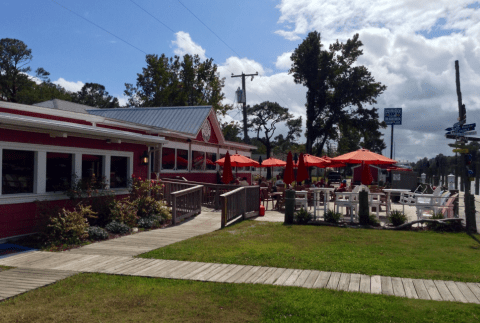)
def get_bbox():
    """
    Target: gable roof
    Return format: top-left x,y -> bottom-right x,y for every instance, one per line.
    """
33,99 -> 93,114
87,106 -> 212,136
